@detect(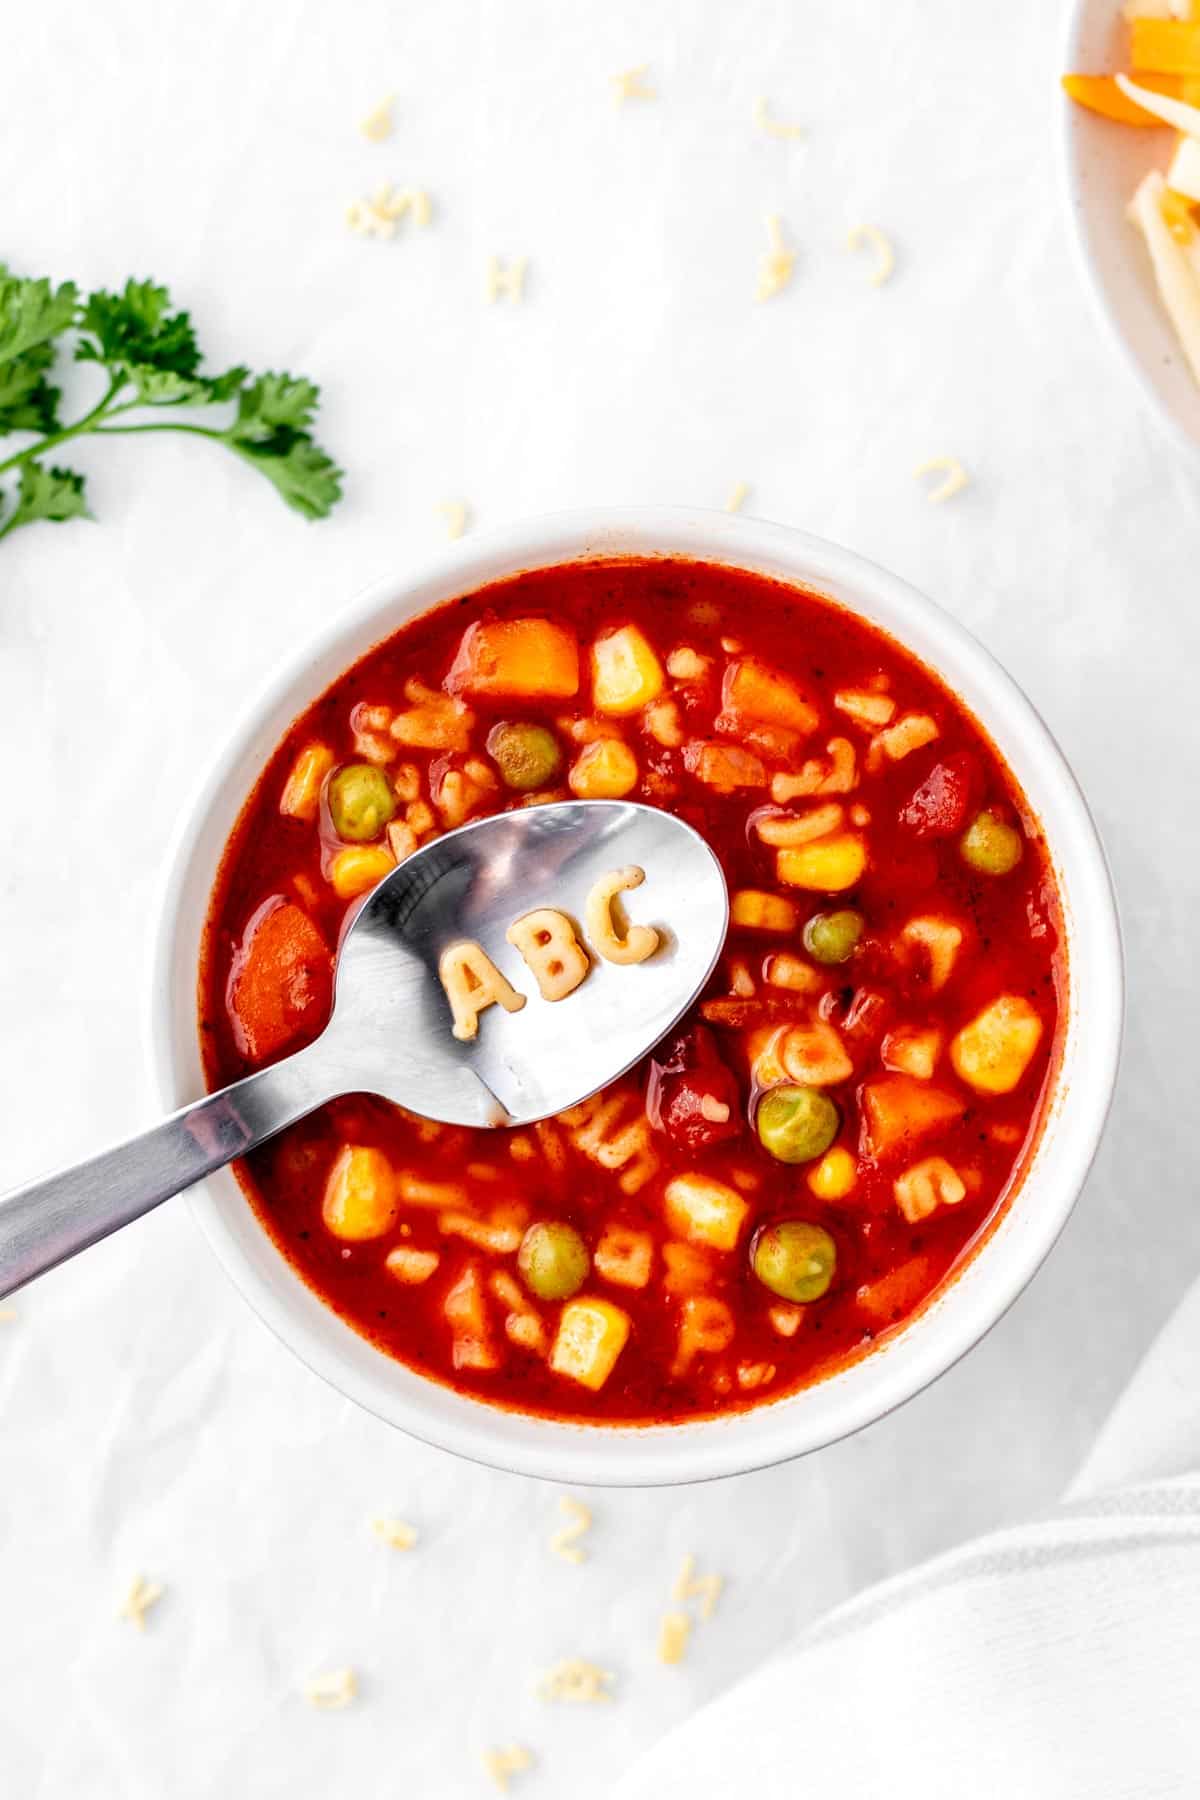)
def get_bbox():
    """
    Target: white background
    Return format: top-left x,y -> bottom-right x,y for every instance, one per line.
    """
2,2 -> 1197,1795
